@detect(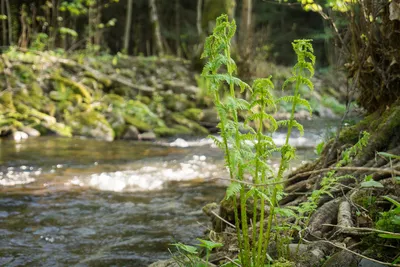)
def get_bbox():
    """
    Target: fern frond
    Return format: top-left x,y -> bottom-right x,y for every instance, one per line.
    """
282,76 -> 296,90
209,135 -> 224,150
